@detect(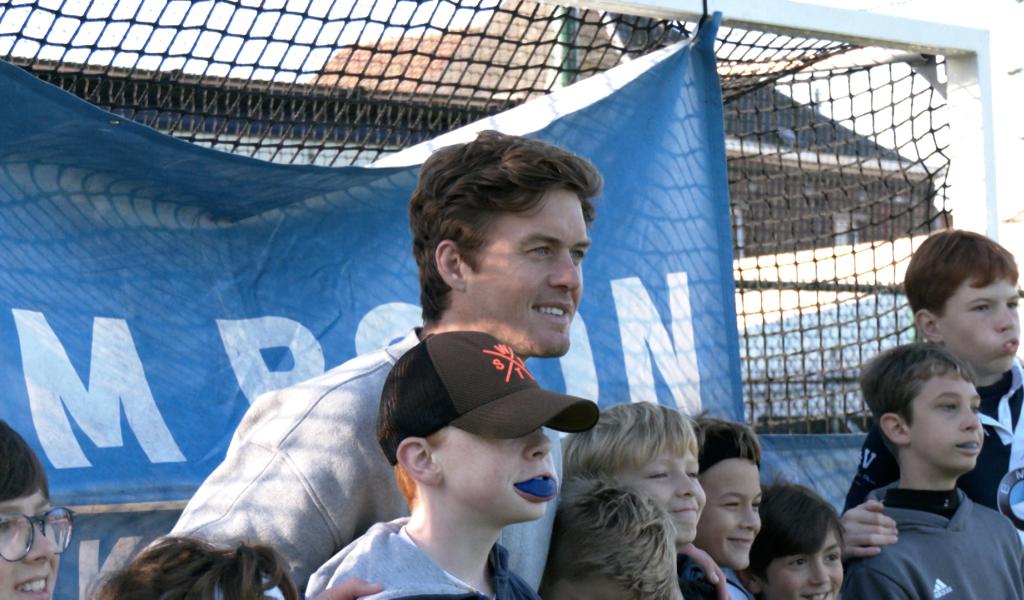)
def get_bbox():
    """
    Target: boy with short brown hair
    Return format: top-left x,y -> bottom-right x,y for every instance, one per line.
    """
563,402 -> 705,553
304,331 -> 599,599
841,344 -> 1024,598
843,229 -> 1022,555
